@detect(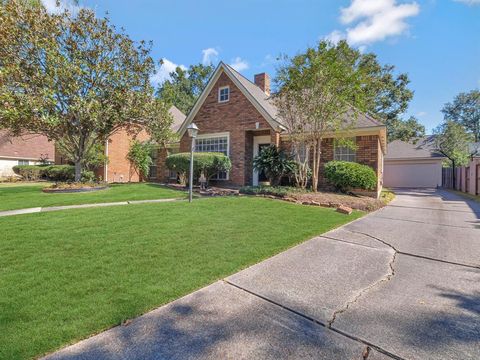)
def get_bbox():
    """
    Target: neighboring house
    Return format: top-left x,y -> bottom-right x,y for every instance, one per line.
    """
56,105 -> 186,183
160,62 -> 386,196
384,136 -> 446,188
0,130 -> 54,178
